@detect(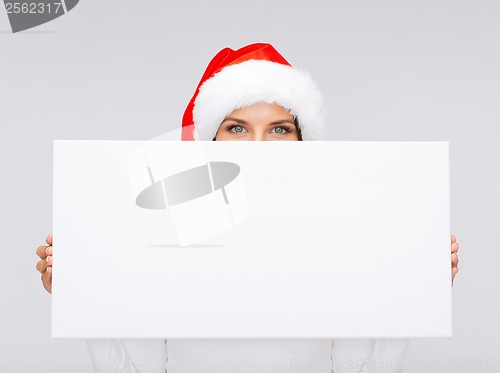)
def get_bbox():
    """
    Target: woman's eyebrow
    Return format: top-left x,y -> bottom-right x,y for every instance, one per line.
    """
220,118 -> 295,125
270,119 -> 295,125
221,117 -> 247,124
